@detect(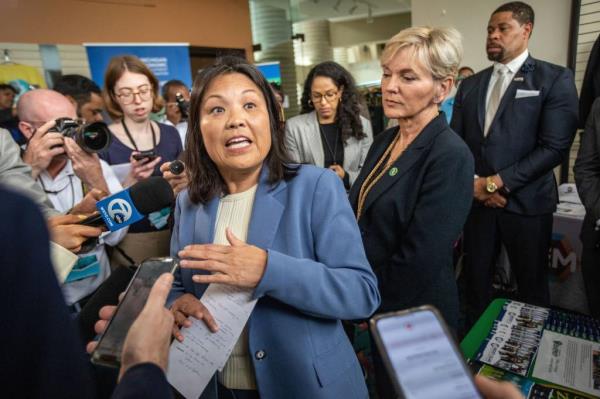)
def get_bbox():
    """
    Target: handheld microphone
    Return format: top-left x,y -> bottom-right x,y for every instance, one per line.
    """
77,177 -> 174,250
169,160 -> 185,175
